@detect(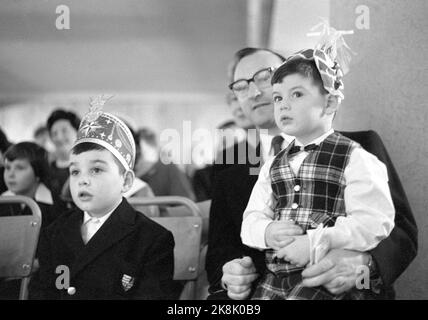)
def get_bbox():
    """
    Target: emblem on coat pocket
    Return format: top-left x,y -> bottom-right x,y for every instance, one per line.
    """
121,274 -> 135,292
